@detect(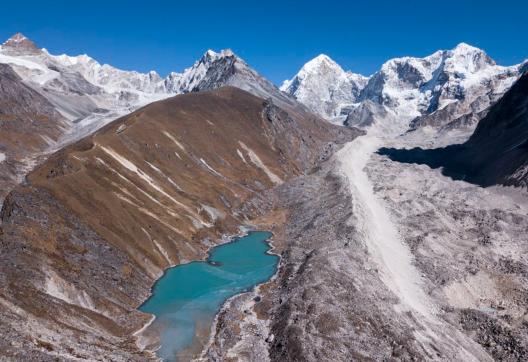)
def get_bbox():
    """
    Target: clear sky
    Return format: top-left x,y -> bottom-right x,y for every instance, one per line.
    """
2,0 -> 526,84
